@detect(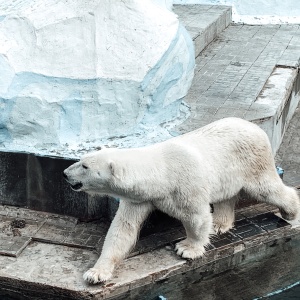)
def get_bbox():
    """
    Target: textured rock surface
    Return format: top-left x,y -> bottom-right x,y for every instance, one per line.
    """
0,0 -> 195,157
